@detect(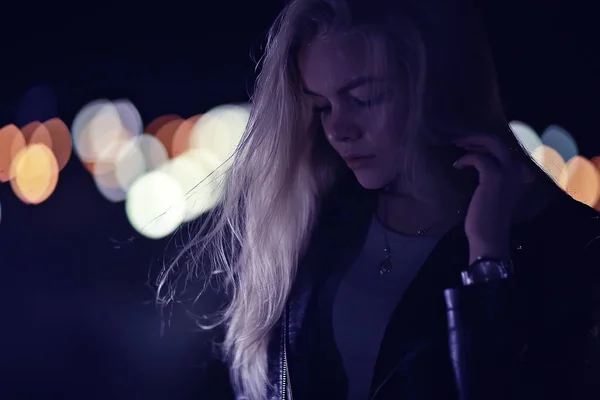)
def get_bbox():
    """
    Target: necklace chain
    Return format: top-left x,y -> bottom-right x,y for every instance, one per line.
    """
377,197 -> 463,276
